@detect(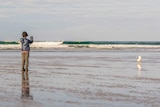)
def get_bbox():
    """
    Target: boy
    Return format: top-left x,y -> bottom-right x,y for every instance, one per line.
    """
20,31 -> 33,72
